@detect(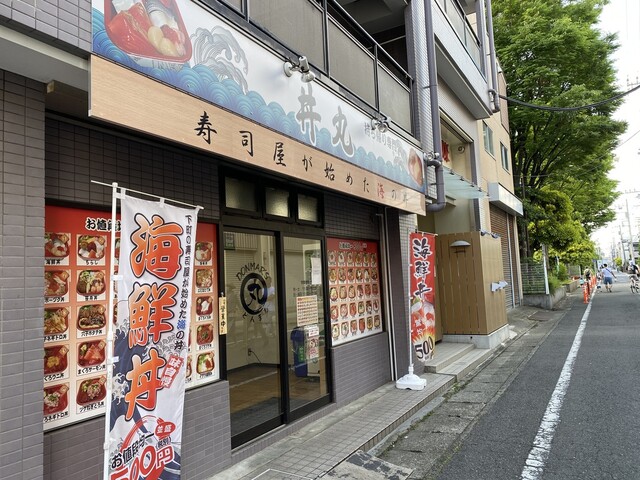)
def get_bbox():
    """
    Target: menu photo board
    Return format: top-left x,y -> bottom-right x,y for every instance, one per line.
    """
43,206 -> 117,430
186,222 -> 220,387
327,238 -> 383,346
43,207 -> 220,430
